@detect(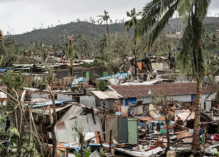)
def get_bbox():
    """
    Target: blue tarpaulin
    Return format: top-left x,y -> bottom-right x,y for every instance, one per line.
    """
0,68 -> 9,75
125,98 -> 137,106
98,72 -> 130,80
32,100 -> 65,108
71,77 -> 85,87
